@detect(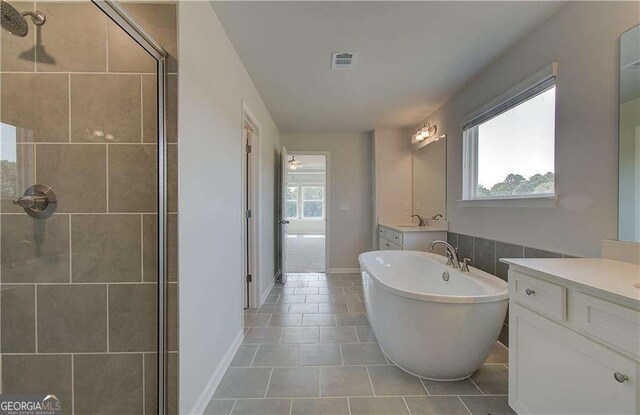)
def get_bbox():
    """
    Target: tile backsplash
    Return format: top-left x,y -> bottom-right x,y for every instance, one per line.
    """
446,231 -> 576,346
